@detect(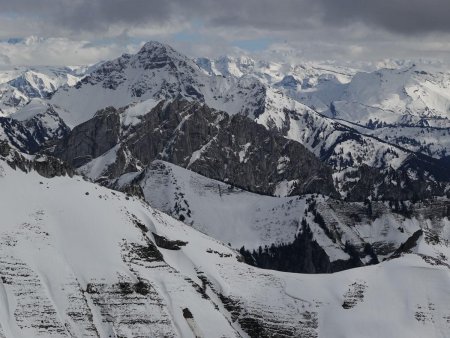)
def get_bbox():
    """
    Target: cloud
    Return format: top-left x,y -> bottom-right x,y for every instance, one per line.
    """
2,0 -> 450,35
0,53 -> 11,65
0,36 -> 142,66
1,0 -> 450,65
318,0 -> 450,34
